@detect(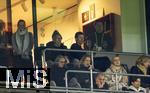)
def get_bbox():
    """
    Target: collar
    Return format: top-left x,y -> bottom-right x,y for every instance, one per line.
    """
129,85 -> 145,92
